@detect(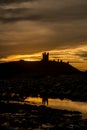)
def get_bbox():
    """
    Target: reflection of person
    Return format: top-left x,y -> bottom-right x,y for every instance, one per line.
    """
42,97 -> 48,105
